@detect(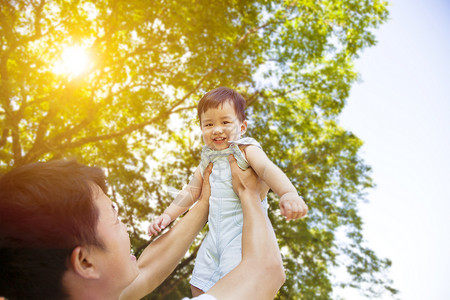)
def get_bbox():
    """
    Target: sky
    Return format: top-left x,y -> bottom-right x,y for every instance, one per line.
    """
338,0 -> 450,299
